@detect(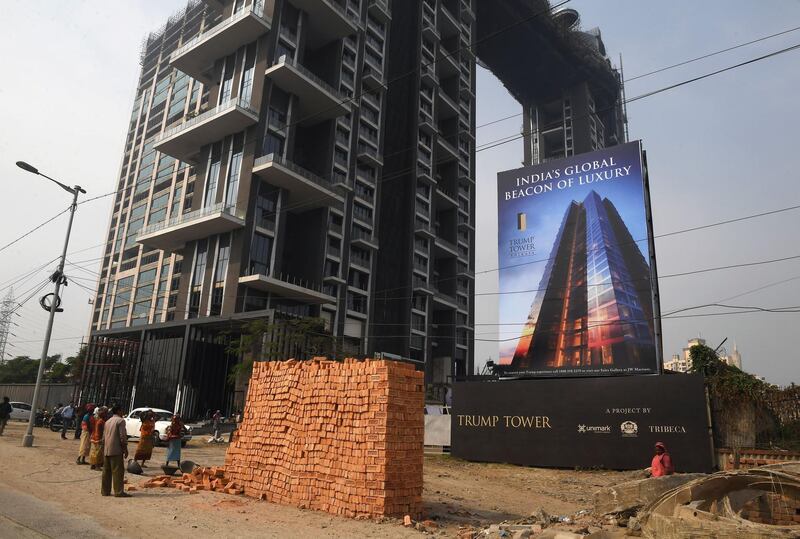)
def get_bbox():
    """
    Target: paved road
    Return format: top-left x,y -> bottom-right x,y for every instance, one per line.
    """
0,488 -> 115,539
